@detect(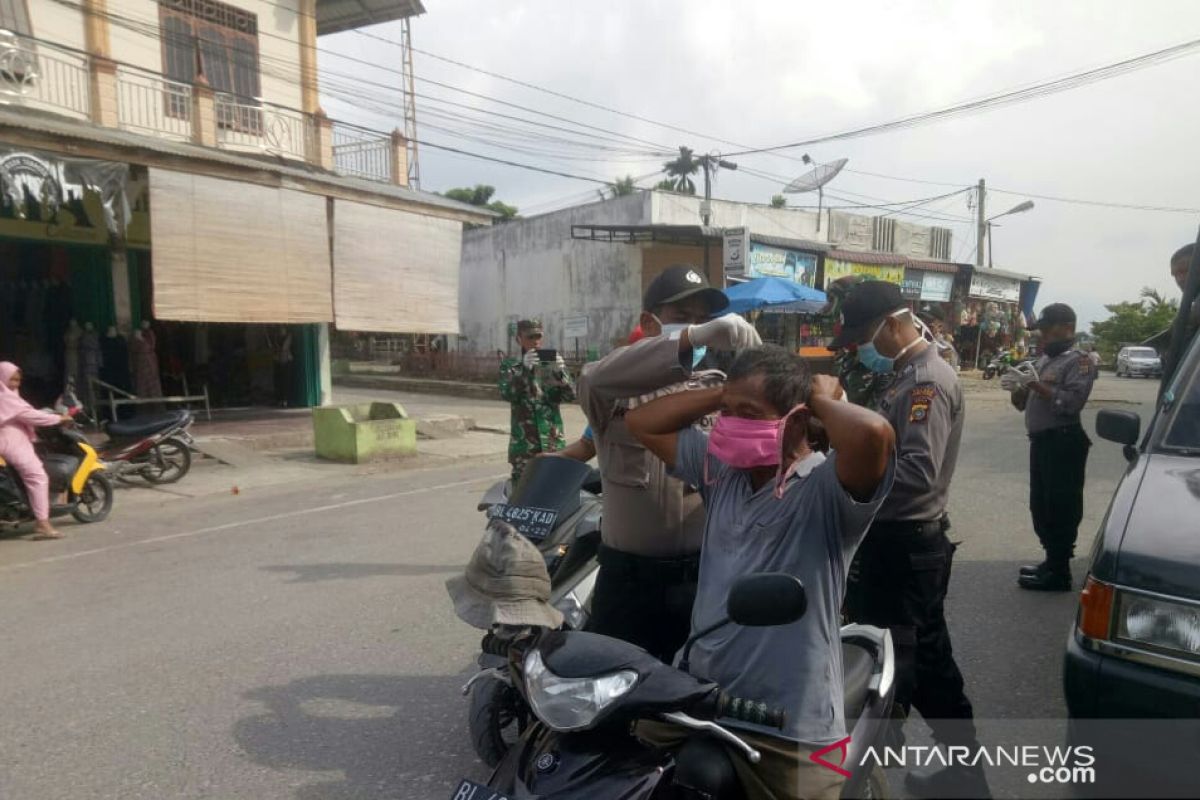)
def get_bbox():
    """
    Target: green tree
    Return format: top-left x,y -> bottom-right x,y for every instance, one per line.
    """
653,179 -> 678,192
662,146 -> 699,195
442,184 -> 519,221
608,175 -> 637,197
1090,287 -> 1179,360
771,194 -> 787,208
